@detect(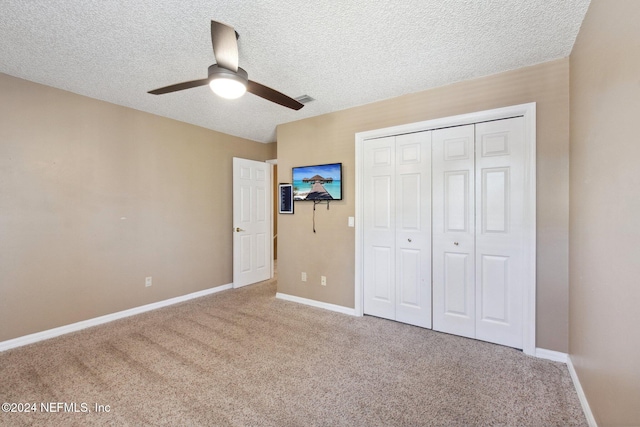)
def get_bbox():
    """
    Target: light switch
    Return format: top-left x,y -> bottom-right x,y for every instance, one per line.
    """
348,216 -> 355,227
